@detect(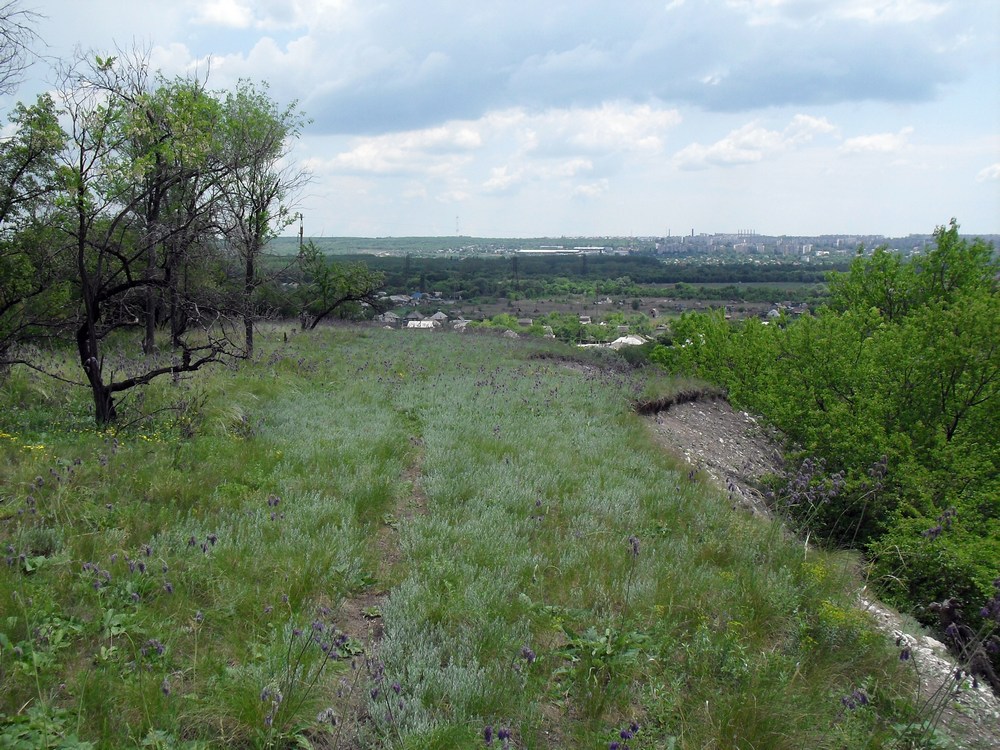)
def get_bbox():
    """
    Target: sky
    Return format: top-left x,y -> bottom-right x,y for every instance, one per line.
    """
8,0 -> 1000,237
